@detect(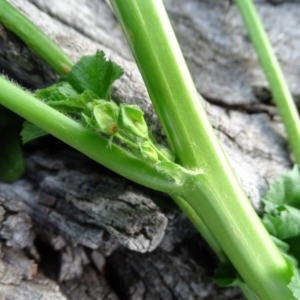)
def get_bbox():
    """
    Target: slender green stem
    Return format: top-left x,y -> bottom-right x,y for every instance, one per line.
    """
0,0 -> 73,75
0,76 -> 180,194
172,196 -> 225,261
234,0 -> 300,164
110,1 -> 294,299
